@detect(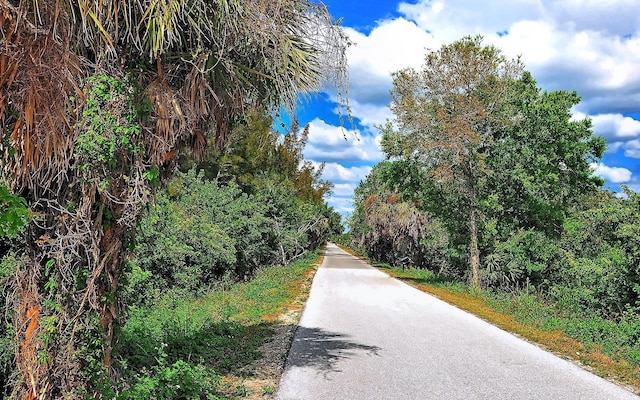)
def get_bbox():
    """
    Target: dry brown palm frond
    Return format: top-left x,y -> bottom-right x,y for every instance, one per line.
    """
1,2 -> 85,194
143,74 -> 189,164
